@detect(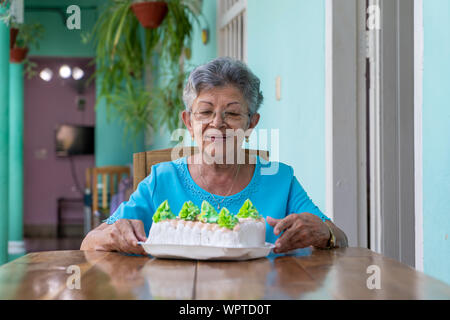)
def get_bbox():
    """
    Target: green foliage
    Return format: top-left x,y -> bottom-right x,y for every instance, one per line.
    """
0,2 -> 12,25
150,64 -> 190,133
86,0 -> 202,140
13,22 -> 45,50
23,58 -> 38,79
10,21 -> 45,79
